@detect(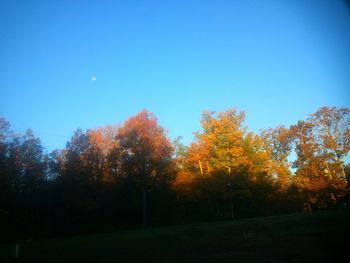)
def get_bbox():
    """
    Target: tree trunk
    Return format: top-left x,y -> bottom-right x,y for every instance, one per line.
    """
206,162 -> 210,174
198,160 -> 204,176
